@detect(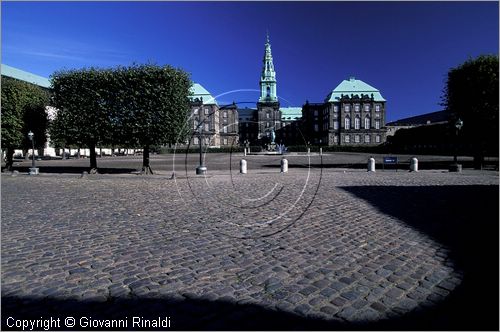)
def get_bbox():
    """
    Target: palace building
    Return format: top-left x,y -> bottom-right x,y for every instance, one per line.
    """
188,33 -> 388,148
